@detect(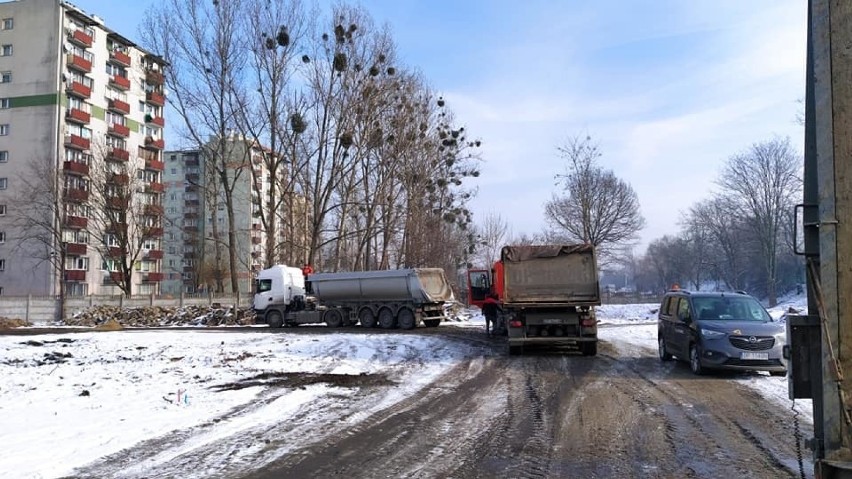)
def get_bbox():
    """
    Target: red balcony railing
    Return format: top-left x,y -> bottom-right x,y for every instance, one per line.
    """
149,227 -> 164,237
145,115 -> 165,127
144,137 -> 165,150
63,161 -> 89,176
146,249 -> 164,260
66,54 -> 92,73
108,123 -> 130,137
65,243 -> 87,255
66,108 -> 90,124
108,147 -> 130,162
146,91 -> 165,106
146,272 -> 164,282
107,197 -> 128,209
65,188 -> 89,202
146,182 -> 165,193
108,98 -> 131,115
68,29 -> 93,48
145,158 -> 165,171
65,270 -> 87,282
65,134 -> 90,150
109,49 -> 131,67
66,81 -> 91,99
65,215 -> 88,229
108,173 -> 129,185
108,246 -> 124,258
145,69 -> 165,85
109,272 -> 125,283
110,75 -> 131,90
144,204 -> 164,216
